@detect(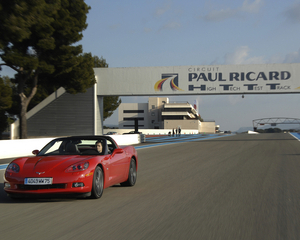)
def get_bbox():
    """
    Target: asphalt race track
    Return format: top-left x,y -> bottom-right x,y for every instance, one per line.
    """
1,133 -> 300,240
